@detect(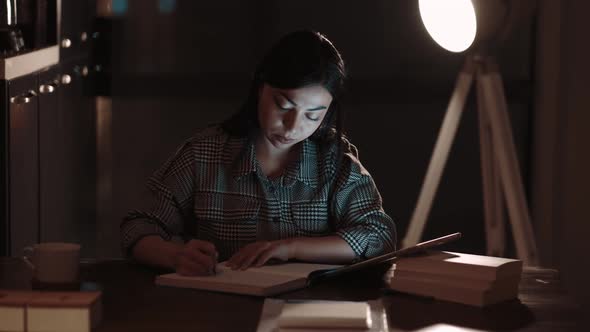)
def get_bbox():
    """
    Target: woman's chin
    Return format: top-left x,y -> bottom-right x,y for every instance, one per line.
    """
271,140 -> 296,150
266,134 -> 296,149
